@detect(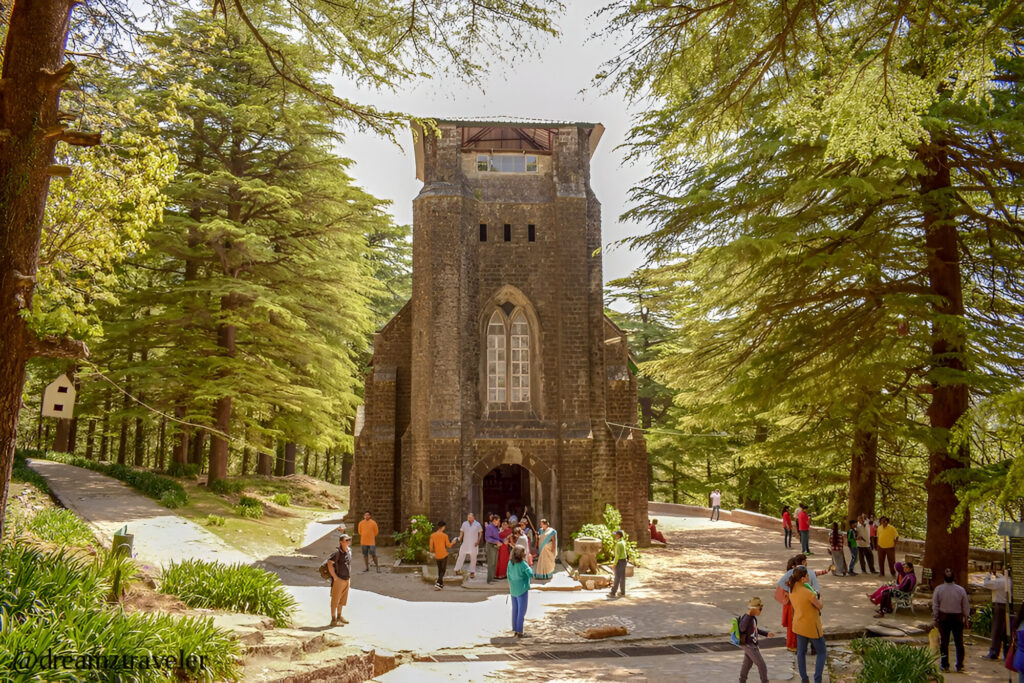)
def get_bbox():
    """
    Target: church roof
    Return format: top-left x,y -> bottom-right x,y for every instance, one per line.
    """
433,116 -> 601,129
